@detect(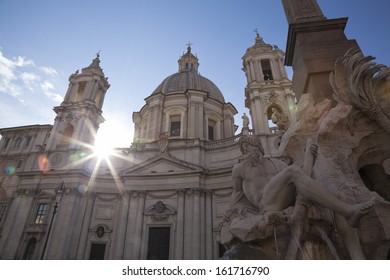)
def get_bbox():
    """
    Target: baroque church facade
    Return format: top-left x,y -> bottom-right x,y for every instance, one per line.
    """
0,34 -> 295,259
